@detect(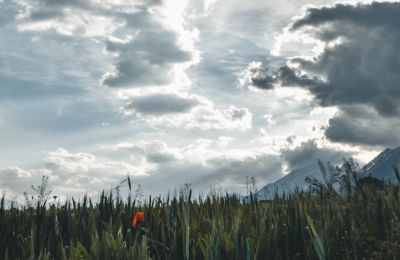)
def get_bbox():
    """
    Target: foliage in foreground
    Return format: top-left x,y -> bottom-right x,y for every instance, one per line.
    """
1,165 -> 400,259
